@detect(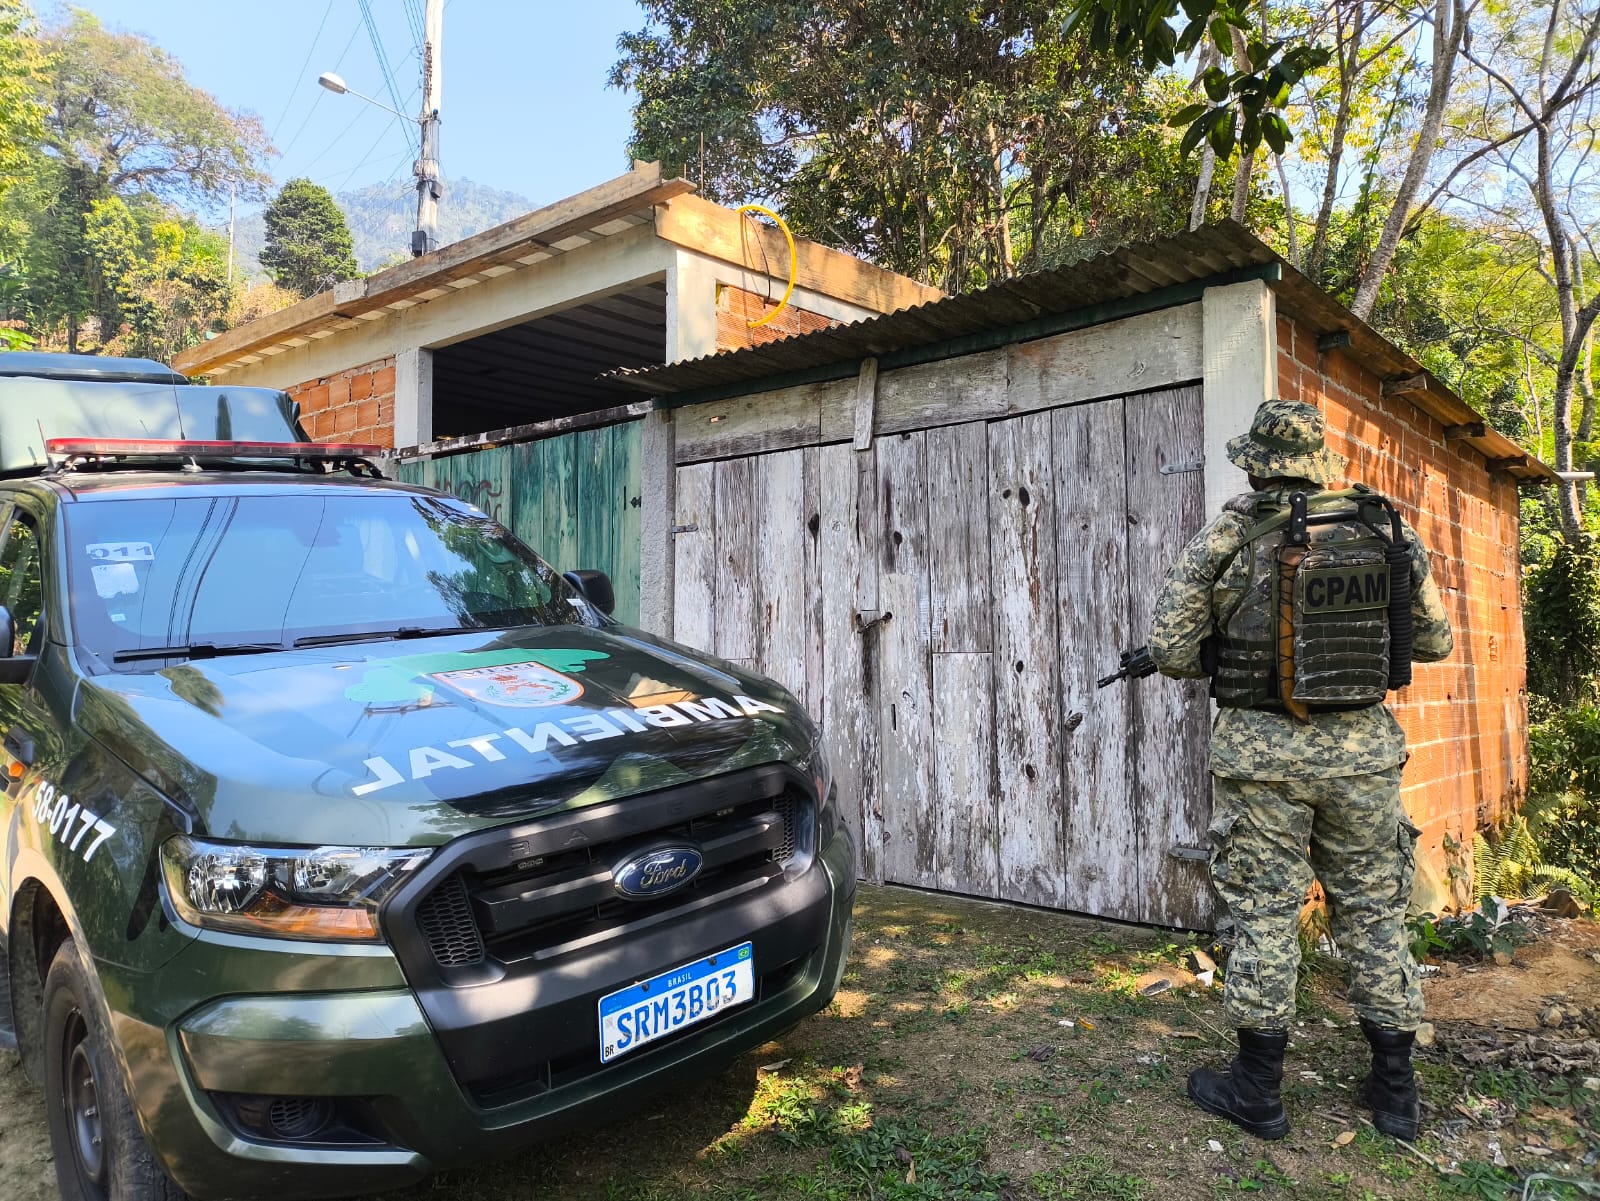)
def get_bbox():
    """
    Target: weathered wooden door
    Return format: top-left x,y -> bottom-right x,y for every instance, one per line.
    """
670,384 -> 1213,928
